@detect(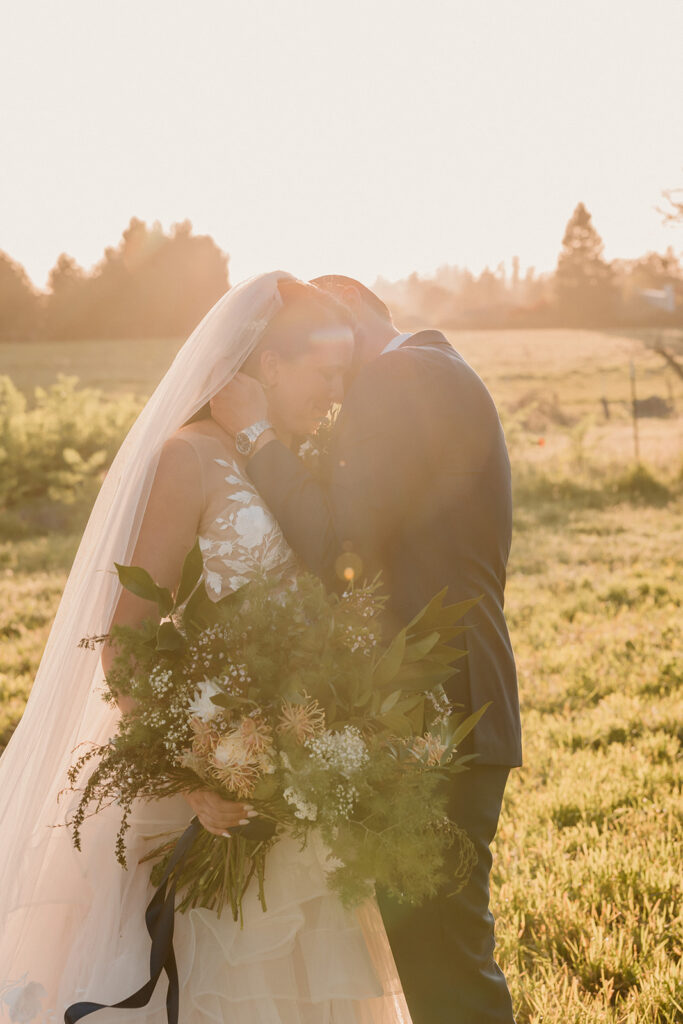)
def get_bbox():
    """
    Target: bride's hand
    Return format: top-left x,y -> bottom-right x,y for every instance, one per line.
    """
183,788 -> 257,836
